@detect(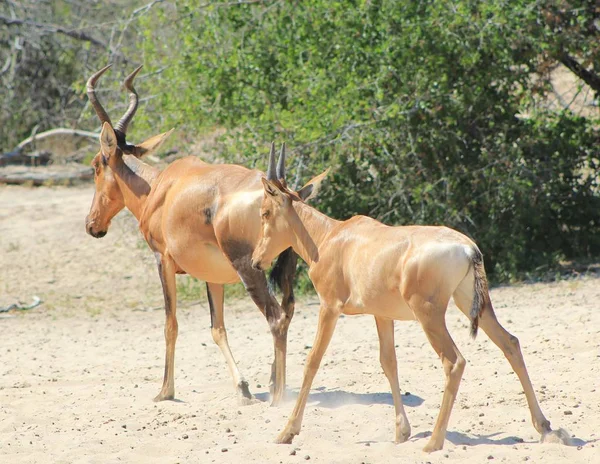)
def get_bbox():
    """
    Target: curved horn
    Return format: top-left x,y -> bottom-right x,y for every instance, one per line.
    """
266,142 -> 277,180
86,64 -> 113,126
113,65 -> 142,135
276,142 -> 286,180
